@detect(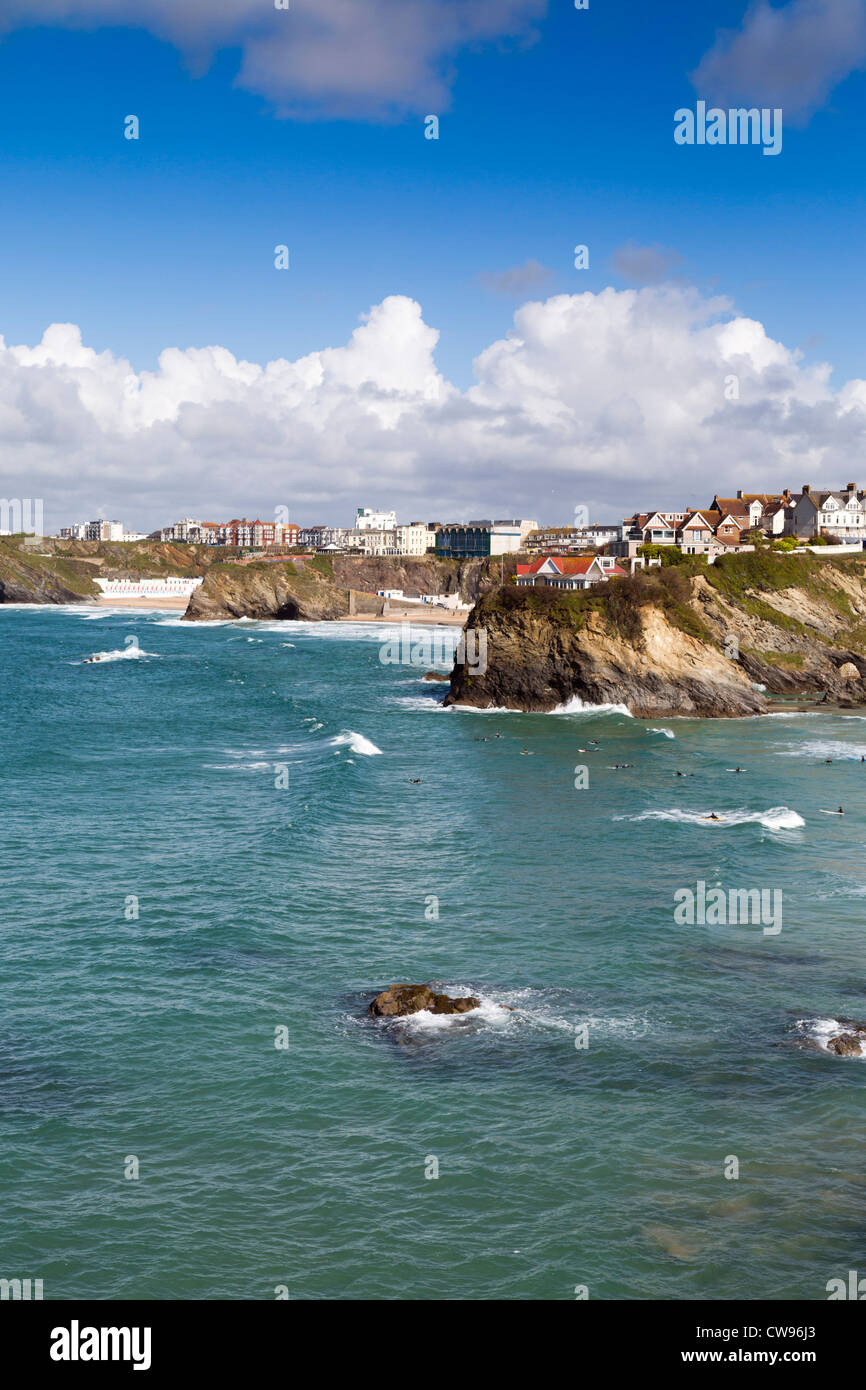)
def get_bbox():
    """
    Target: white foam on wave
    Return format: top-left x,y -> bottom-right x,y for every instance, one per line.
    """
447,703 -> 522,714
447,697 -> 633,717
390,987 -> 511,1035
798,1017 -> 866,1058
616,805 -> 805,831
647,727 -> 675,739
553,696 -> 633,717
779,738 -> 866,761
495,986 -> 652,1039
759,710 -> 824,718
152,616 -> 234,628
202,761 -> 272,771
81,646 -> 157,664
261,620 -> 459,643
330,730 -> 383,756
379,984 -> 653,1041
0,602 -> 59,612
385,695 -> 448,712
396,1000 -> 504,1033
